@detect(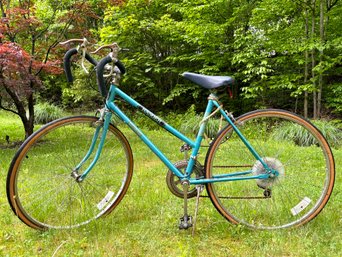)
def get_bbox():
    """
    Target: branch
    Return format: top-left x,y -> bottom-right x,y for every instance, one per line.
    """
2,85 -> 27,118
1,0 -> 16,42
35,0 -> 88,76
0,95 -> 20,115
293,0 -> 315,12
0,1 -> 6,18
327,0 -> 340,11
35,19 -> 73,76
